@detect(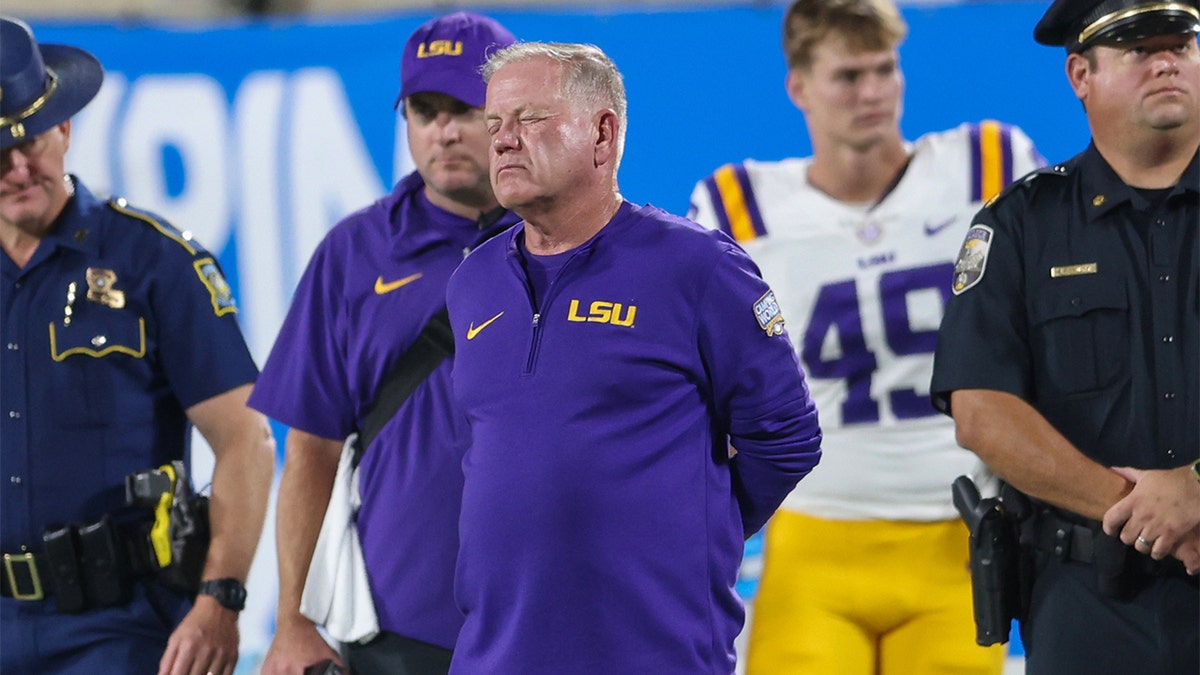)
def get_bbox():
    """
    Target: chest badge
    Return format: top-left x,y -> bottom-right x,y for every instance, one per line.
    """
86,268 -> 126,309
